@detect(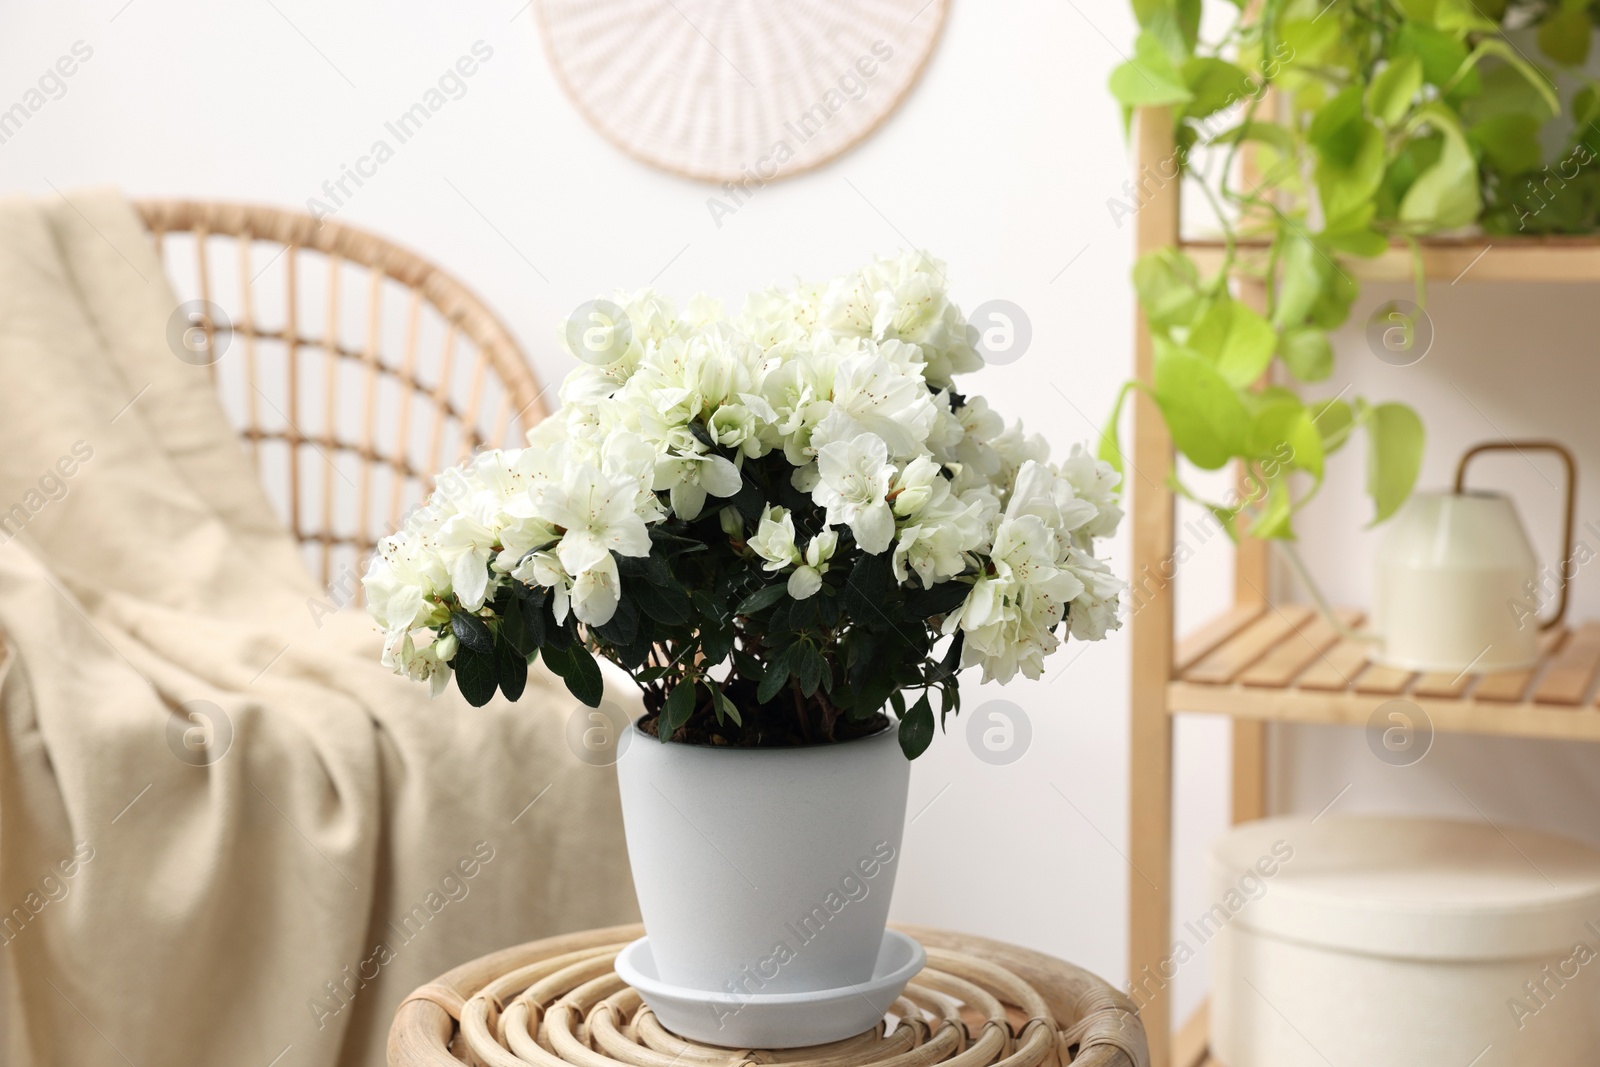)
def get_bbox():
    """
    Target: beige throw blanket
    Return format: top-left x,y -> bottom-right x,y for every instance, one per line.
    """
0,190 -> 639,1066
